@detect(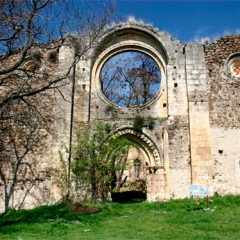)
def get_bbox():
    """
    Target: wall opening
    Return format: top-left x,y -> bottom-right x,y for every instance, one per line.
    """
109,126 -> 163,202
100,50 -> 161,108
227,52 -> 240,77
111,144 -> 148,203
